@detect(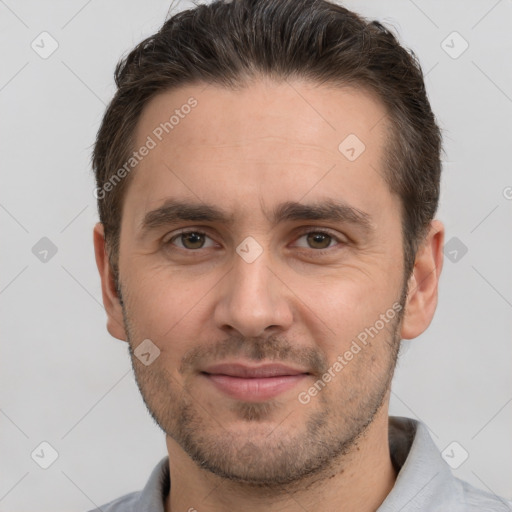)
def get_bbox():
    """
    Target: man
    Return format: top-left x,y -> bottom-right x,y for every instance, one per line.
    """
90,0 -> 510,510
